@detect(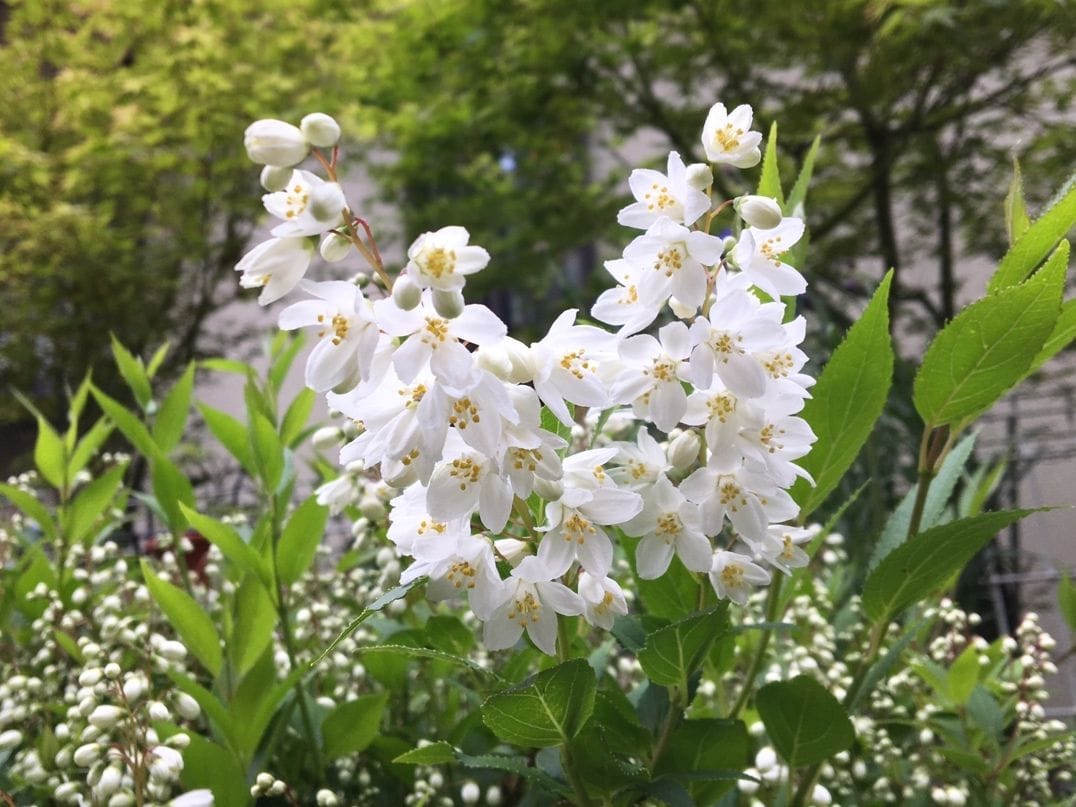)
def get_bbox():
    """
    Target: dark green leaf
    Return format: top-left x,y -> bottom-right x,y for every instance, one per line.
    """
457,754 -> 572,797
655,719 -> 749,803
323,692 -> 389,759
394,741 -> 457,765
481,658 -> 596,747
638,606 -> 729,689
636,554 -> 700,620
756,675 -> 854,767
